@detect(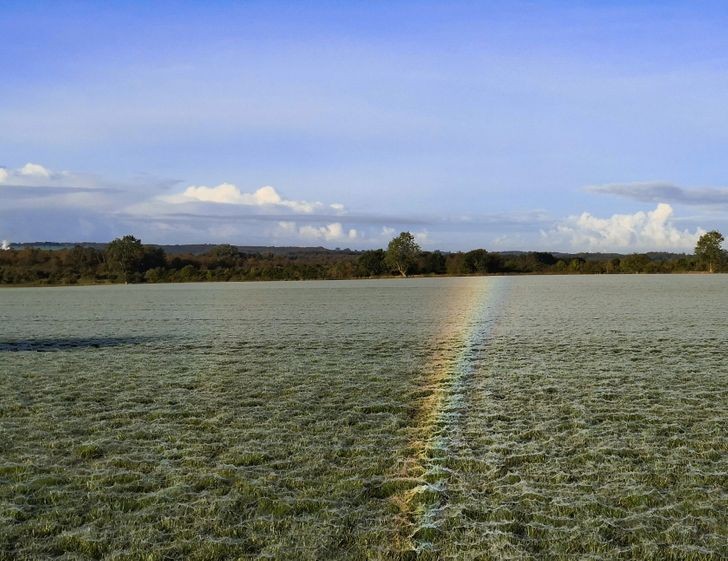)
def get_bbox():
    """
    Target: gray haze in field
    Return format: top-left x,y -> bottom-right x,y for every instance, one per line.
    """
1,277 -> 726,557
